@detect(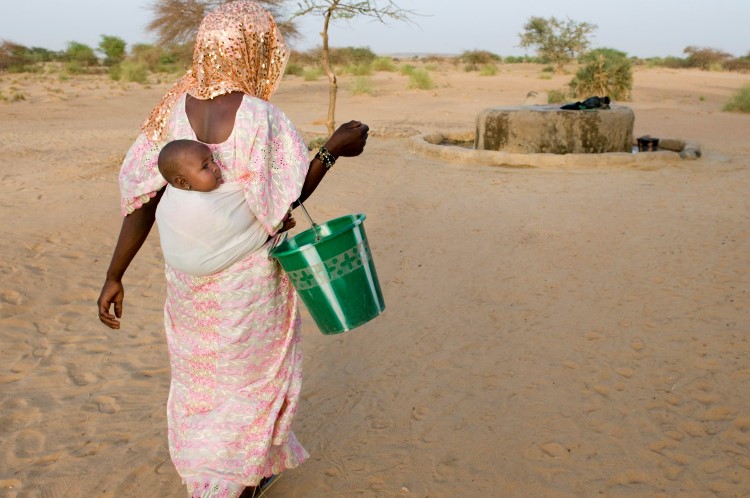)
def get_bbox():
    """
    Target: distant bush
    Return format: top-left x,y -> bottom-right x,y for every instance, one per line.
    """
130,43 -> 188,73
284,62 -> 304,76
460,50 -> 501,71
408,69 -> 434,90
65,41 -> 98,66
342,63 -> 373,76
98,35 -> 126,66
372,56 -> 397,72
570,47 -> 632,100
724,57 -> 750,73
504,55 -> 543,64
399,64 -> 416,76
541,65 -> 554,73
350,76 -> 375,95
1,42 -> 64,72
479,64 -> 498,76
64,61 -> 86,75
303,67 -> 324,81
683,46 -> 732,70
289,49 -> 319,66
328,46 -> 377,66
723,84 -> 750,113
120,60 -> 148,83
